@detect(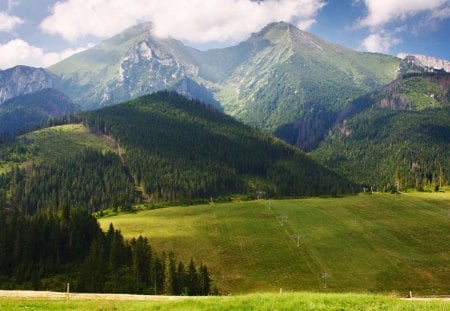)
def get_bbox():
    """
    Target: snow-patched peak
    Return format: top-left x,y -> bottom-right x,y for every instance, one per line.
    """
398,53 -> 450,72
